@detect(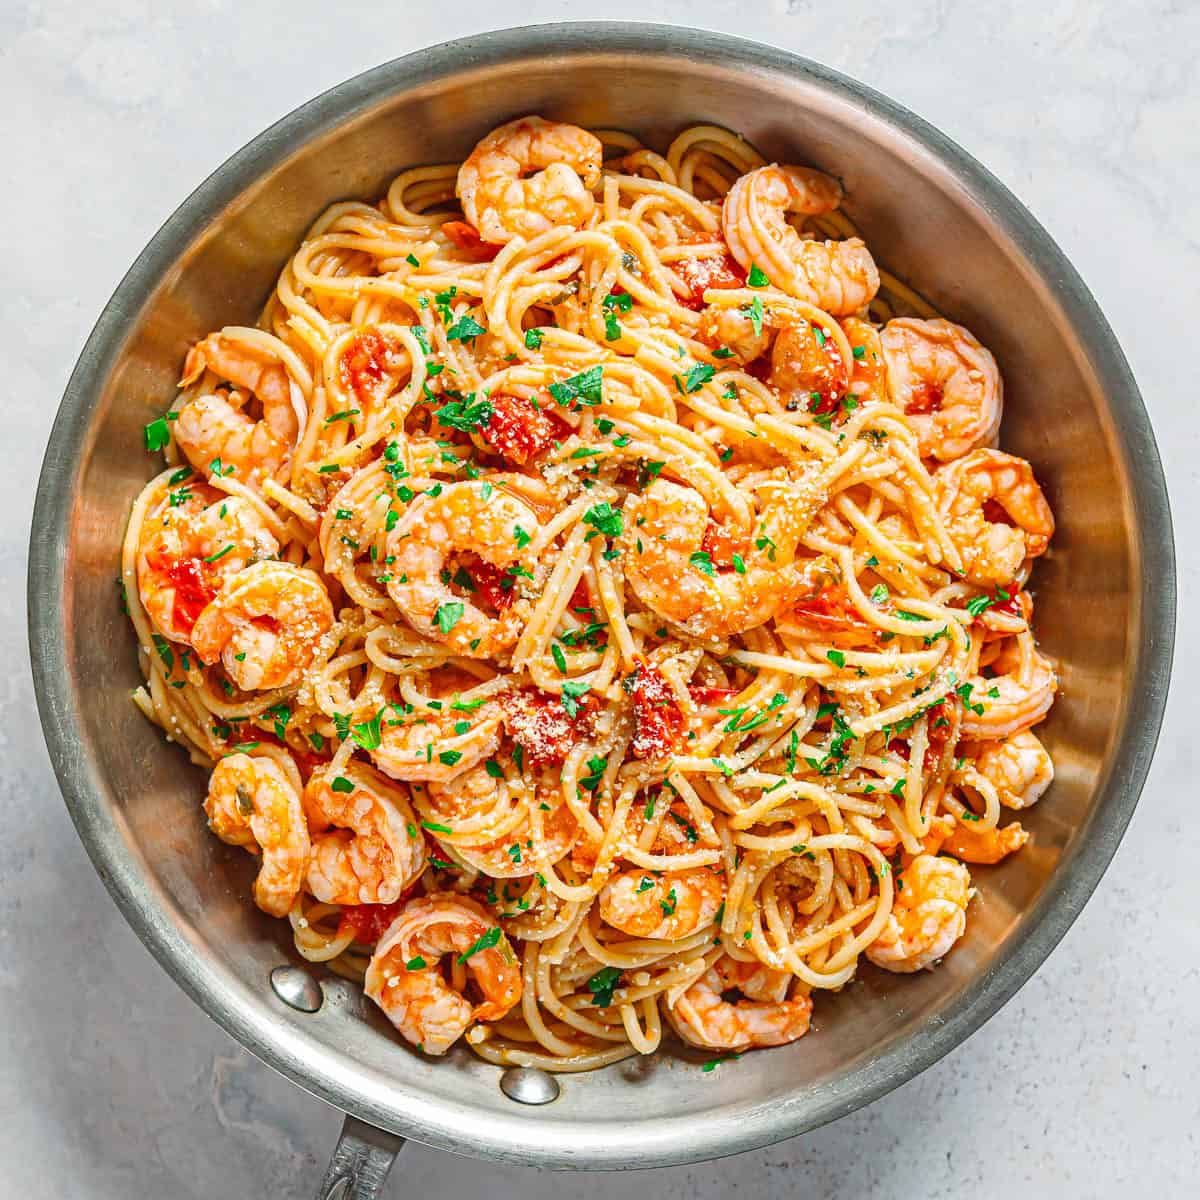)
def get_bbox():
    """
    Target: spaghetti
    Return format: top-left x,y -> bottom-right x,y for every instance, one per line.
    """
124,116 -> 1058,1071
